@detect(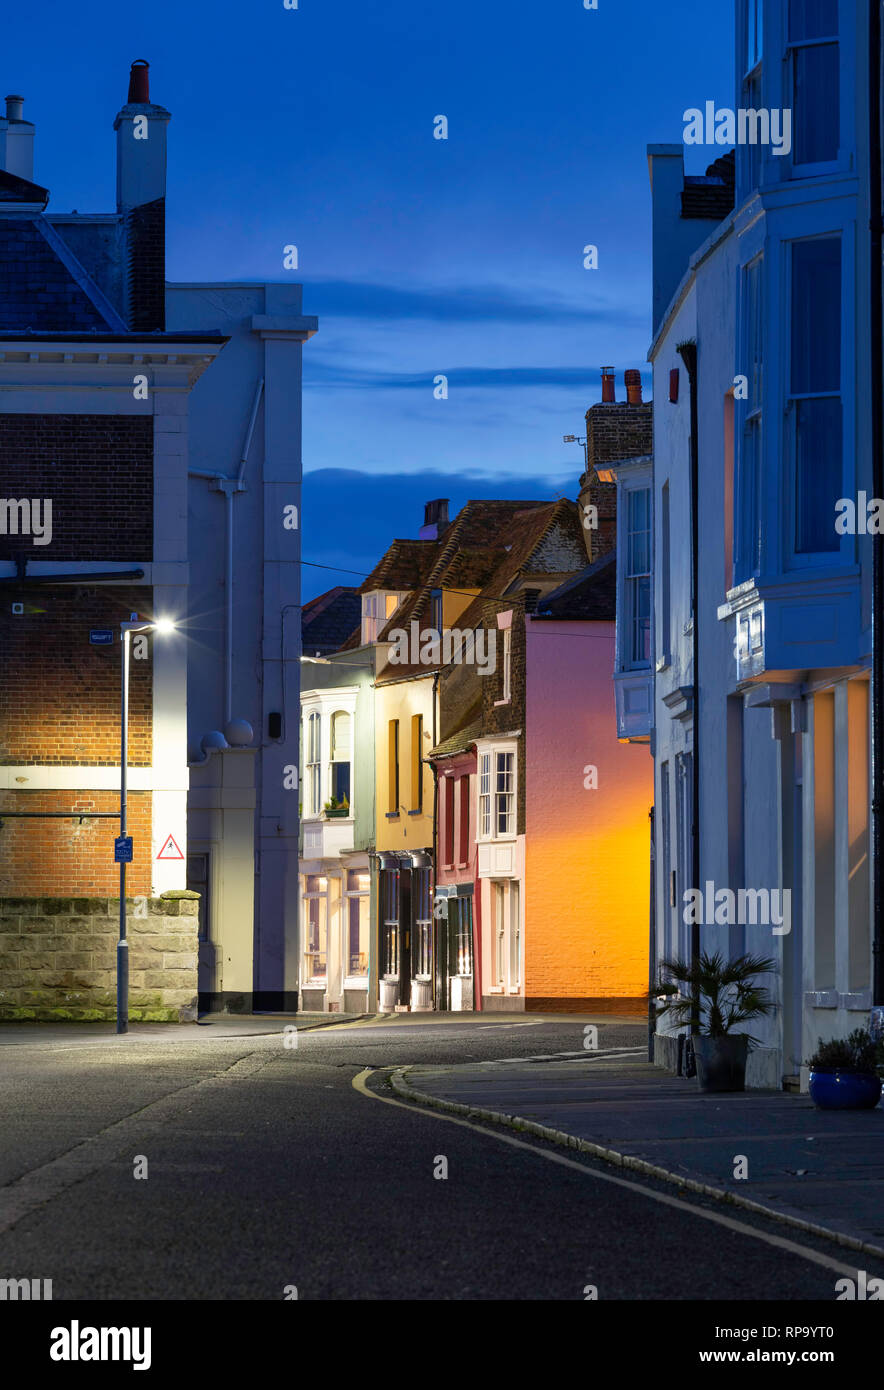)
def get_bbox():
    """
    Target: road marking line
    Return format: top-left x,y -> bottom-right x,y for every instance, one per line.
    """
351,1067 -> 867,1279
